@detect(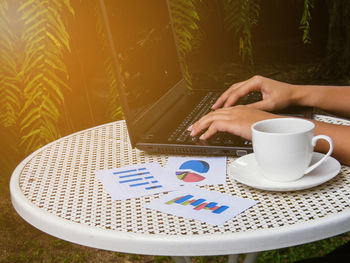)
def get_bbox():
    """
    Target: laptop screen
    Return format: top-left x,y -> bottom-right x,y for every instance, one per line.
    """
103,0 -> 183,120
